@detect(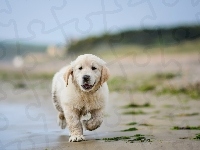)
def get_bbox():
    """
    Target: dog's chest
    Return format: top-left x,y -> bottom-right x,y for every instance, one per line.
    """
74,93 -> 104,111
